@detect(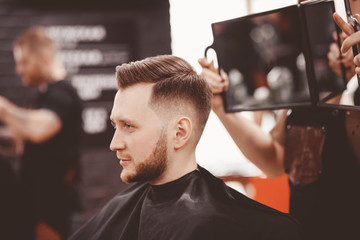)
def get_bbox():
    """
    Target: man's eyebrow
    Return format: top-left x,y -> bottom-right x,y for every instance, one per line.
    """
110,118 -> 137,126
